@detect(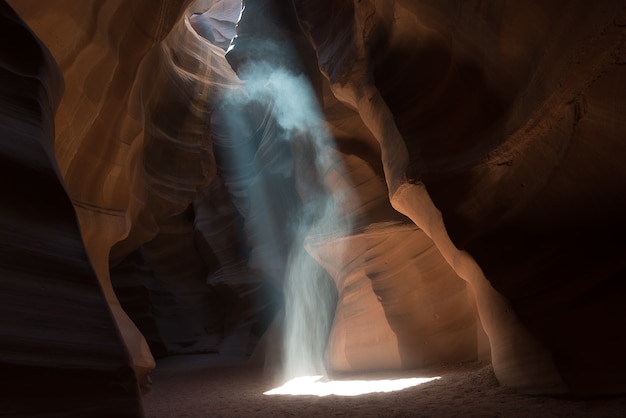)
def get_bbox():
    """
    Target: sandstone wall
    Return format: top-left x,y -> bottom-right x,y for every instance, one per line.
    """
0,2 -> 143,415
4,2 -> 626,412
